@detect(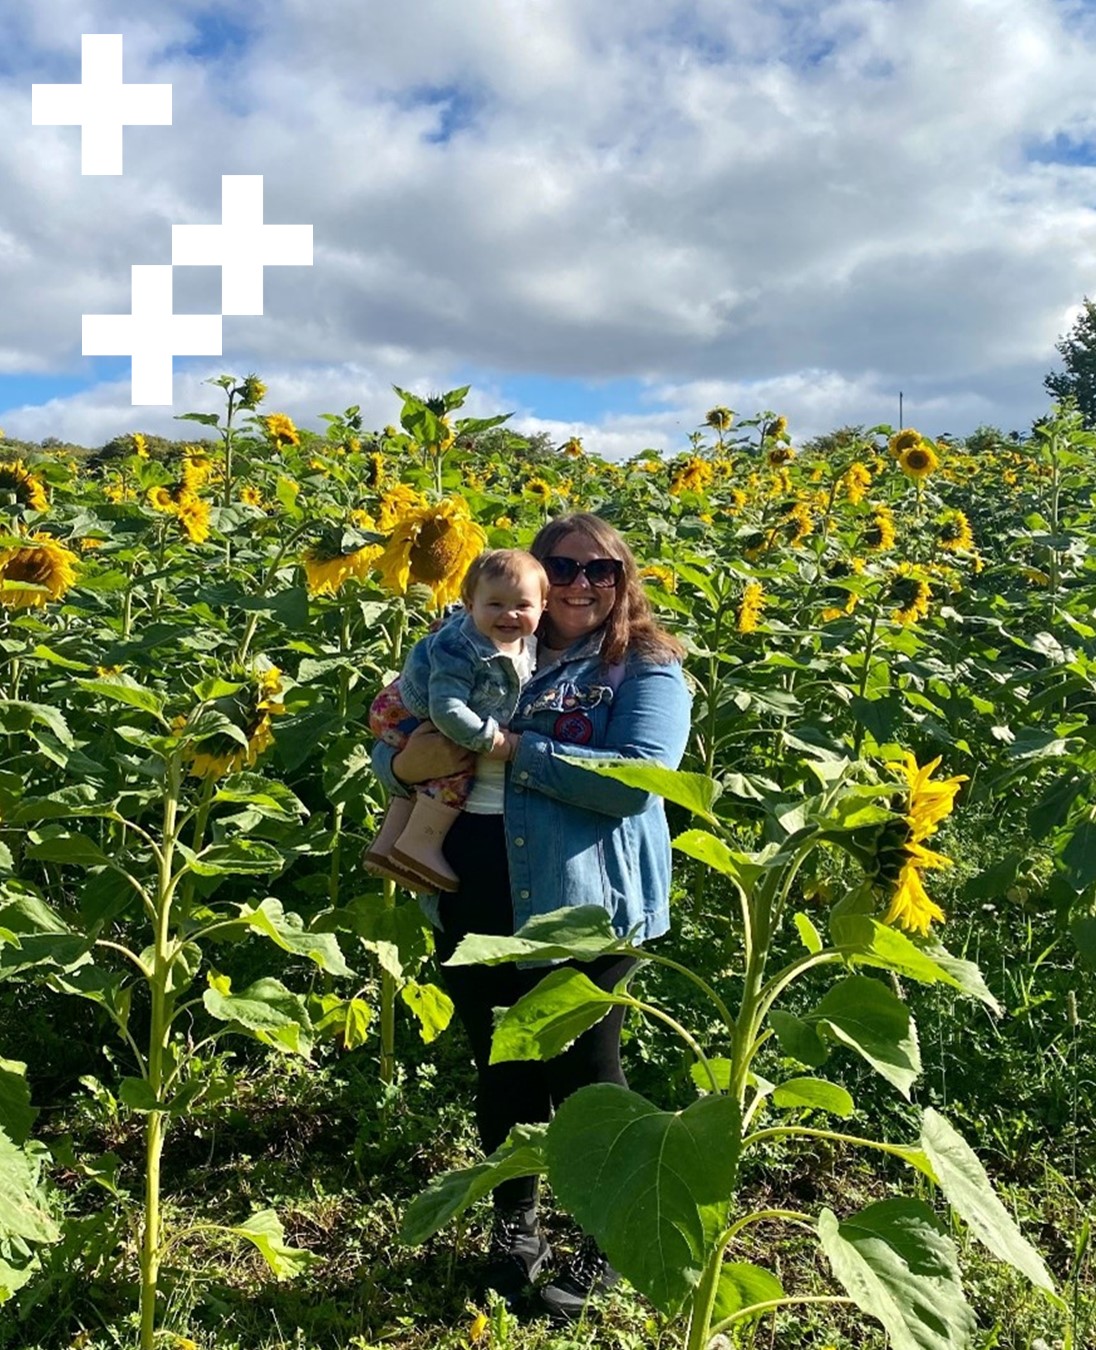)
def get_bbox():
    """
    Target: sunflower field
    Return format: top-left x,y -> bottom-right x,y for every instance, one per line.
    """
0,380 -> 1092,1350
